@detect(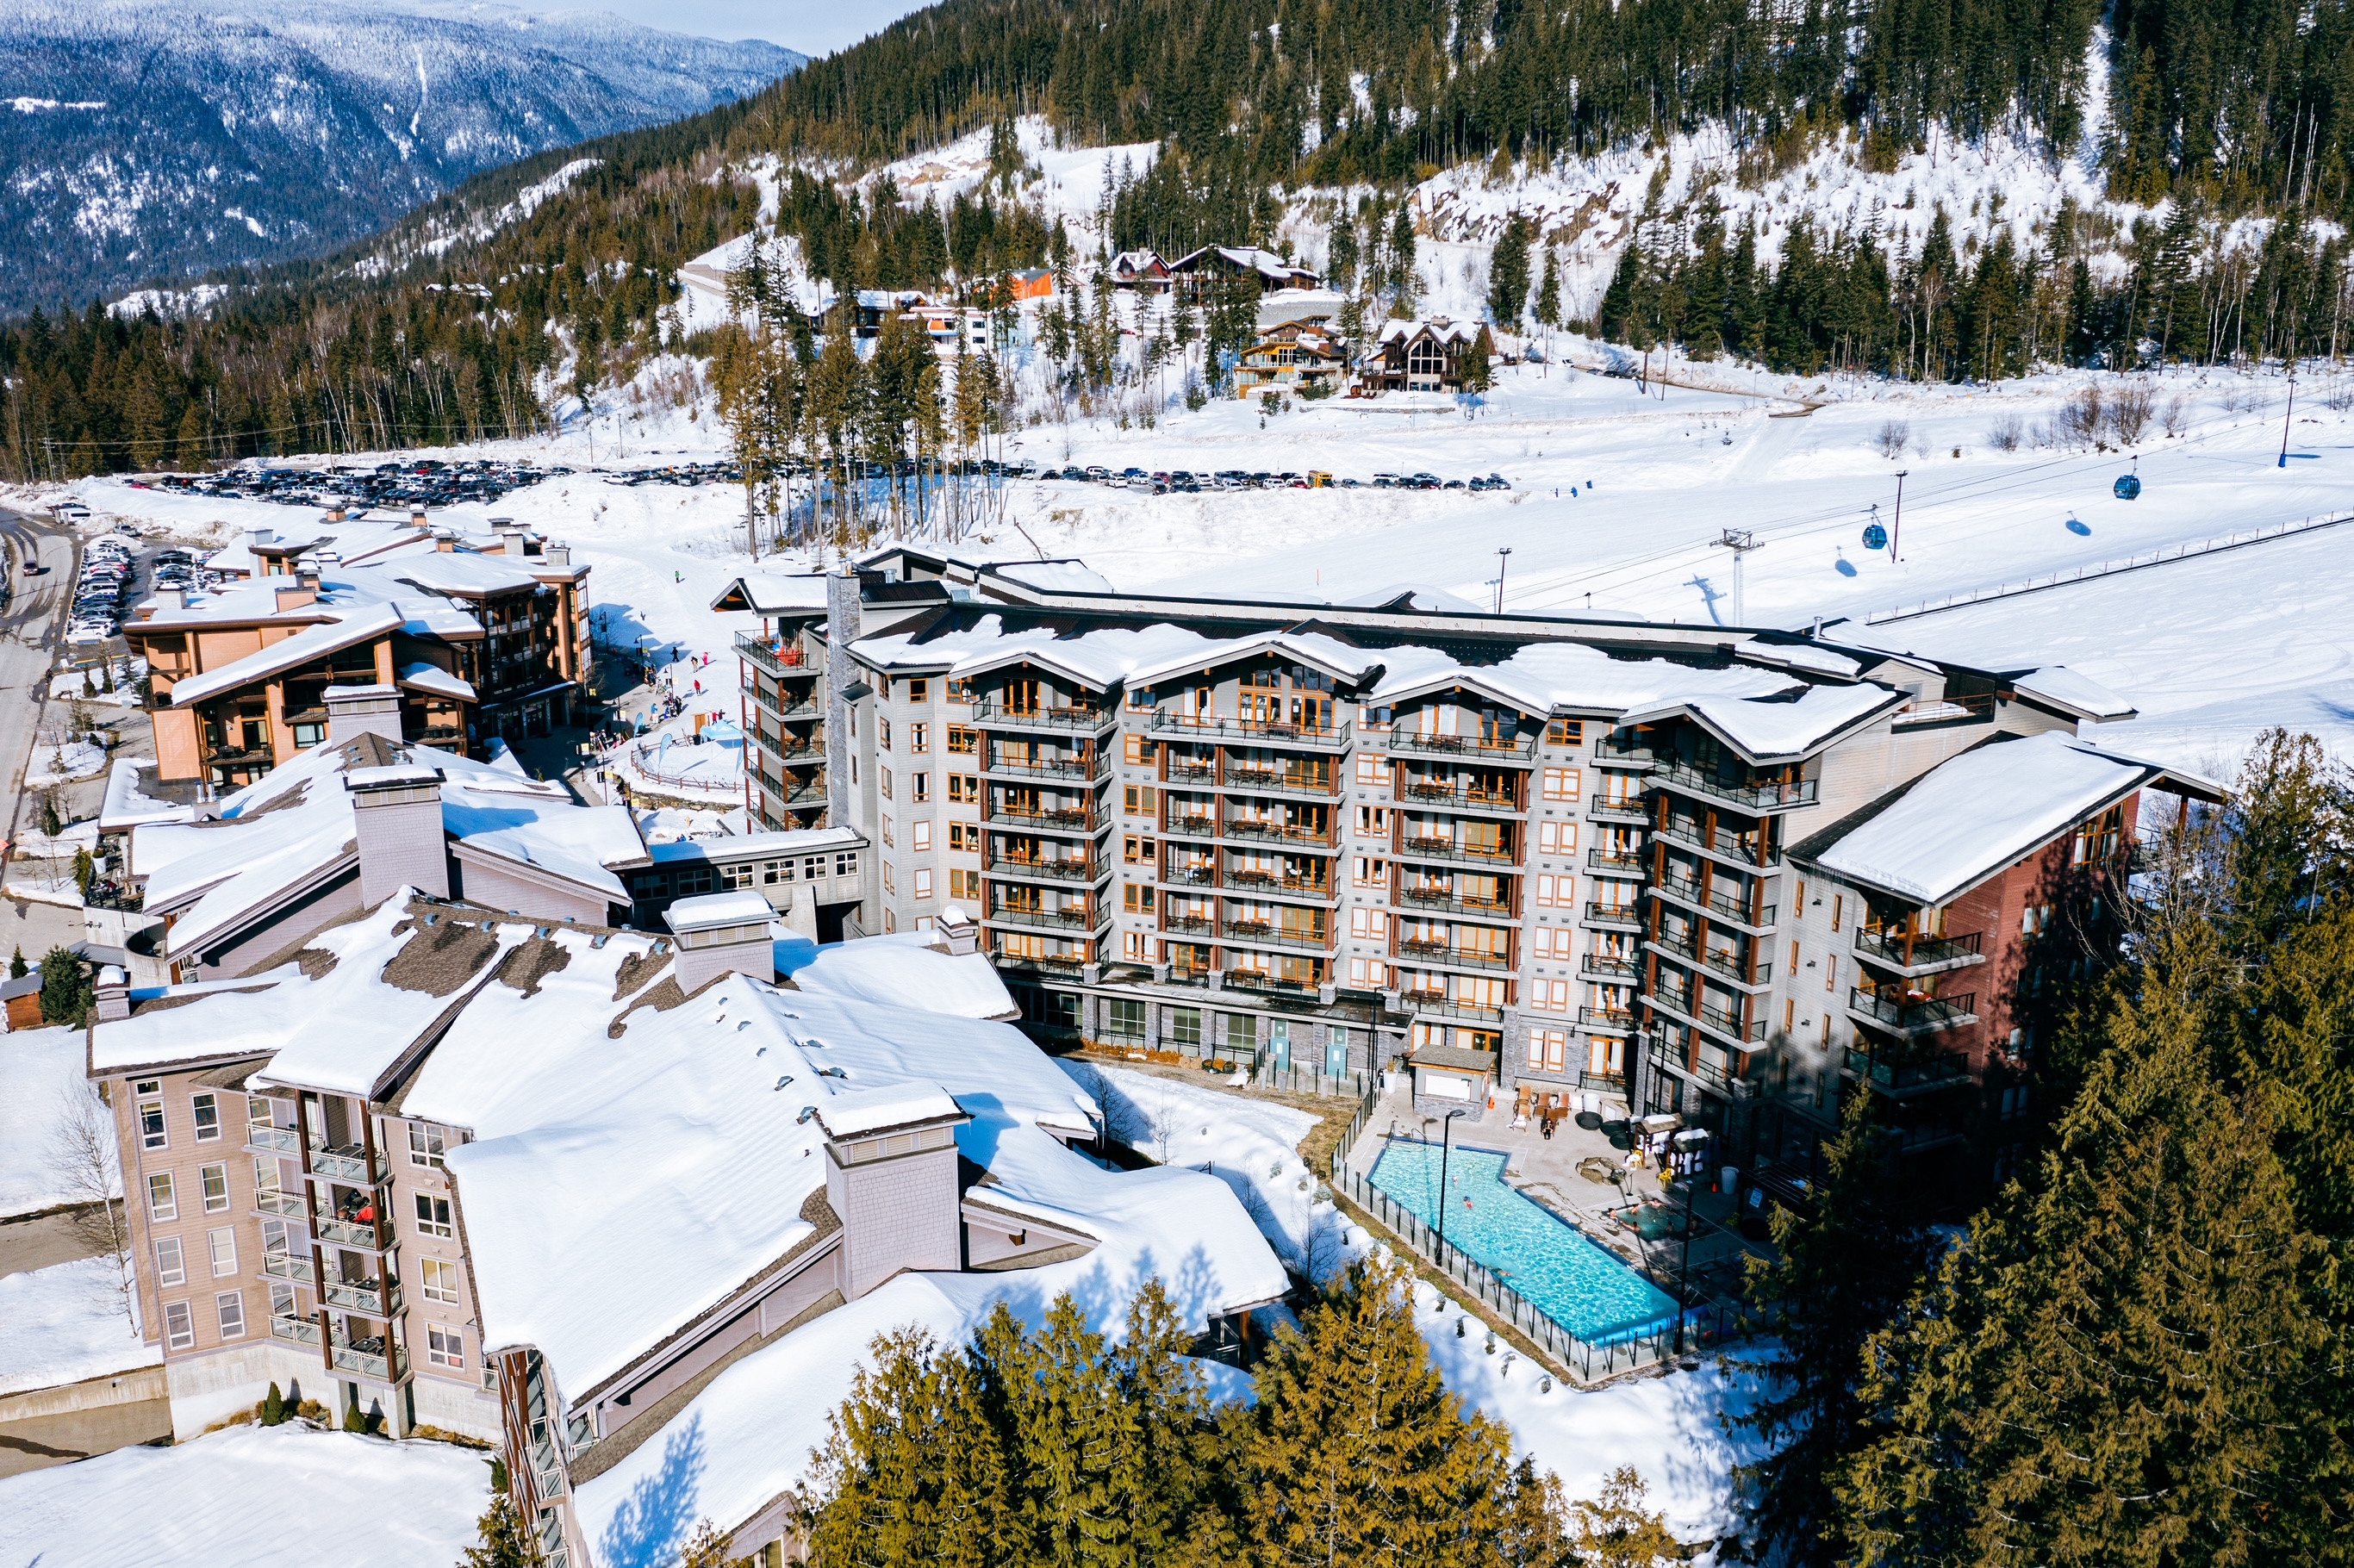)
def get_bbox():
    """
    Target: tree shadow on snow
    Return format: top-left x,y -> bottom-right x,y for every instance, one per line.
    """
597,1414 -> 707,1568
